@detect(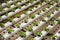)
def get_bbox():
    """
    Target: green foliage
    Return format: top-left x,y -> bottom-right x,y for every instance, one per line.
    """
30,14 -> 35,19
33,21 -> 38,26
26,26 -> 33,31
7,4 -> 10,8
49,21 -> 55,26
18,6 -> 21,9
34,32 -> 42,36
24,19 -> 28,23
5,12 -> 8,16
28,37 -> 34,40
15,14 -> 20,18
23,11 -> 27,14
18,31 -> 26,38
57,18 -> 60,24
8,18 -> 13,22
15,24 -> 20,28
43,27 -> 49,32
30,0 -> 34,3
46,13 -> 51,18
13,2 -> 17,5
29,8 -> 32,11
7,29 -> 14,34
50,35 -> 57,40
1,23 -> 5,28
